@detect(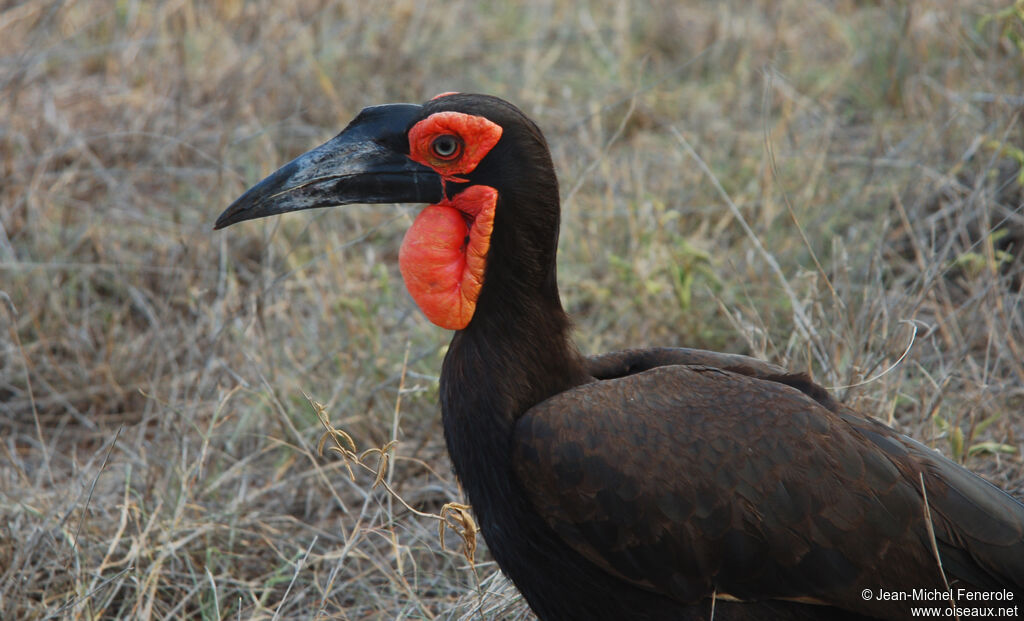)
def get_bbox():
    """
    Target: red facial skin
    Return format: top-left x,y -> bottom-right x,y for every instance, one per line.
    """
398,109 -> 503,330
407,111 -> 503,180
